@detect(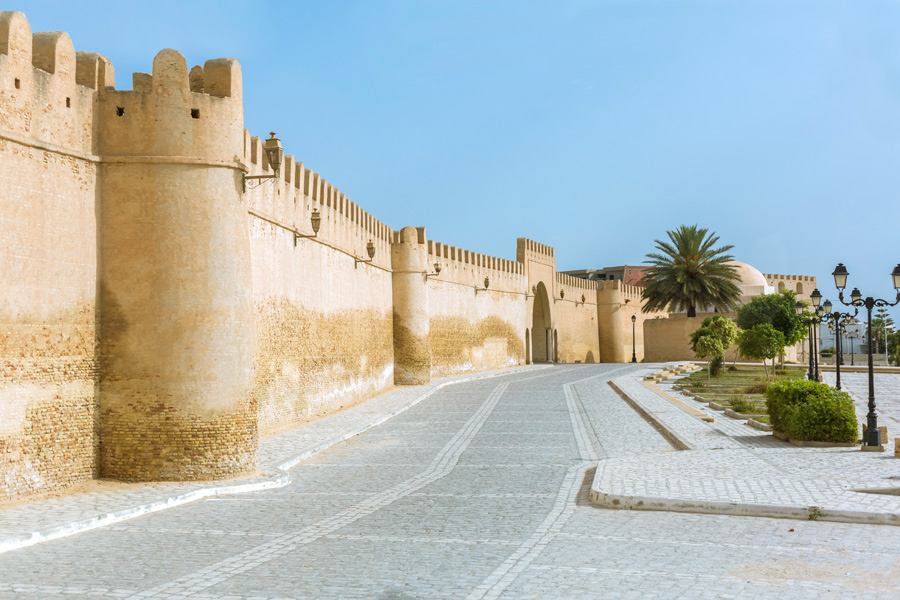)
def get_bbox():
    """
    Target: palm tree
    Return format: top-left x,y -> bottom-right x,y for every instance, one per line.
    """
642,225 -> 741,317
